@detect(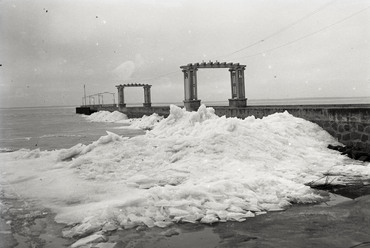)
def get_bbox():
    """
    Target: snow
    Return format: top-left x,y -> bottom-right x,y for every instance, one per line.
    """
126,113 -> 163,130
70,231 -> 107,248
1,105 -> 369,240
85,110 -> 163,130
85,111 -> 128,122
